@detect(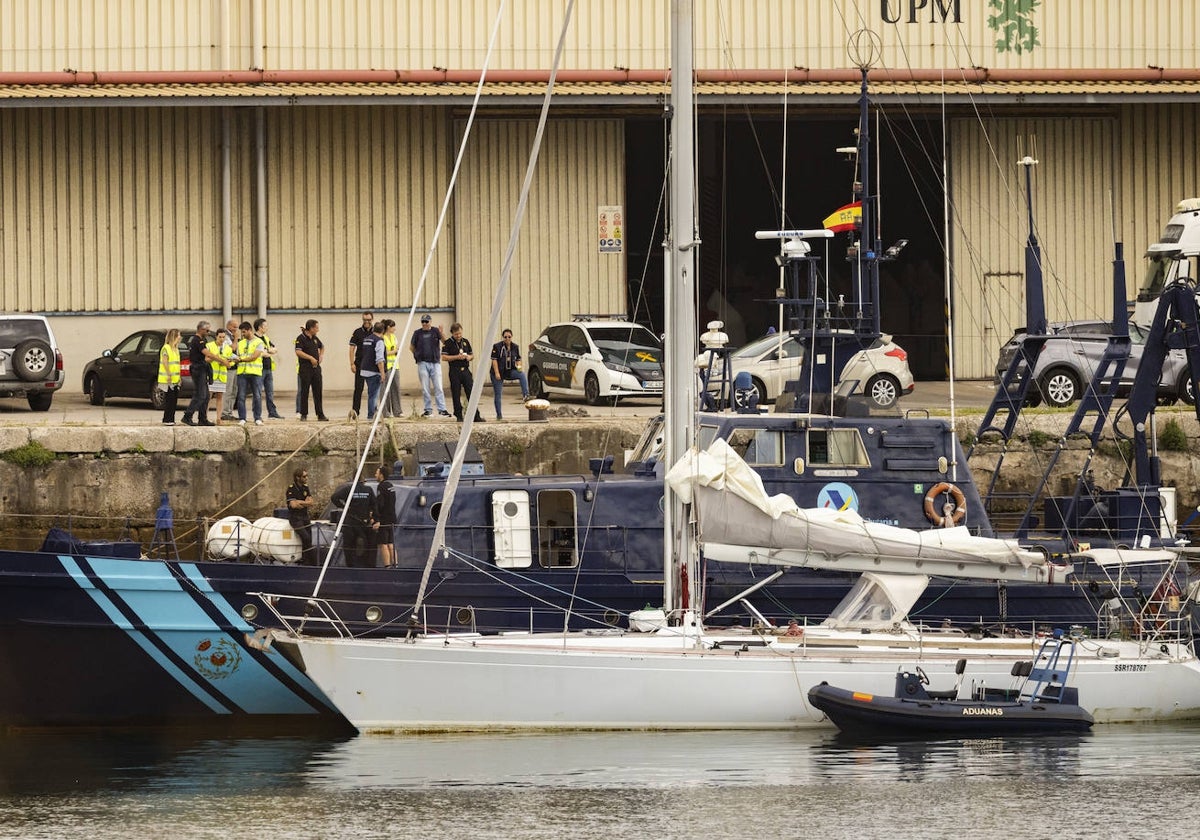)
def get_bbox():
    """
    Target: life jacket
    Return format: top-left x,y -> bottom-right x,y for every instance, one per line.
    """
236,337 -> 265,376
157,343 -> 181,386
383,333 -> 398,370
207,340 -> 234,383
